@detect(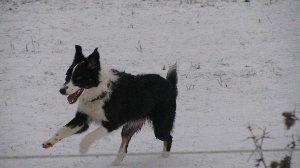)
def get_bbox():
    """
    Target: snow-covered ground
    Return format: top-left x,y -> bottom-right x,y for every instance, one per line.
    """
0,0 -> 299,167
